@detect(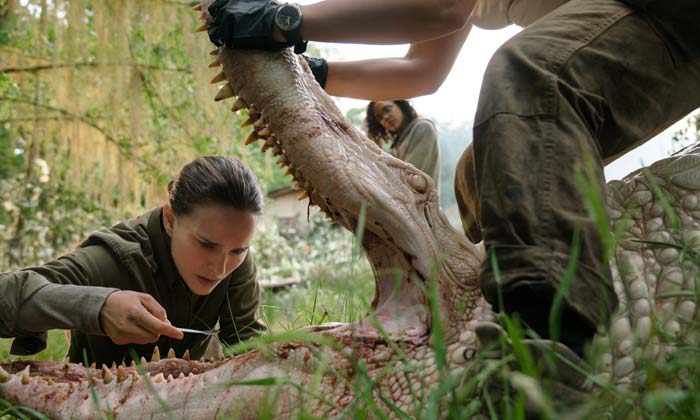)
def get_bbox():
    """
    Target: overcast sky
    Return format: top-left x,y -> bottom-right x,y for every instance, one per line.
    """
303,12 -> 697,182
